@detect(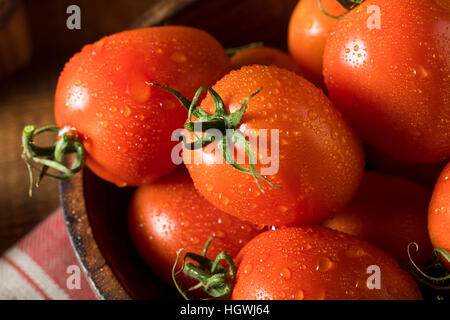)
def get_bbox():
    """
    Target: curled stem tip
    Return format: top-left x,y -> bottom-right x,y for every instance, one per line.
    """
407,242 -> 450,290
21,125 -> 86,196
